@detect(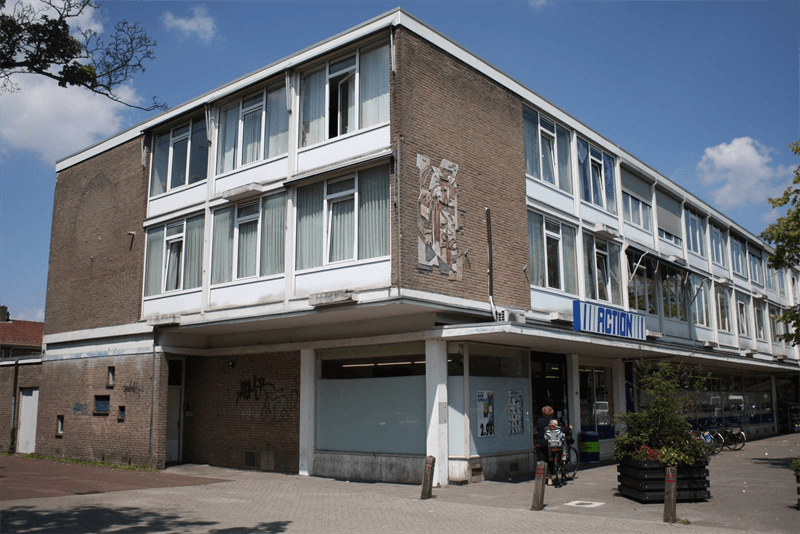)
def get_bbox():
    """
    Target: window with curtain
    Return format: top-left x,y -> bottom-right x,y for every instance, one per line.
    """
216,83 -> 290,175
691,275 -> 710,327
754,302 -> 766,340
622,192 -> 652,232
143,214 -> 205,296
583,232 -> 621,304
685,210 -> 705,257
716,286 -> 731,332
577,137 -> 616,213
627,251 -> 656,315
731,237 -> 747,277
296,164 -> 390,271
749,251 -> 763,286
736,292 -> 750,337
211,192 -> 287,284
523,108 -> 572,194
769,306 -> 783,343
710,224 -> 727,267
527,211 -> 577,294
300,41 -> 390,148
150,116 -> 208,197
